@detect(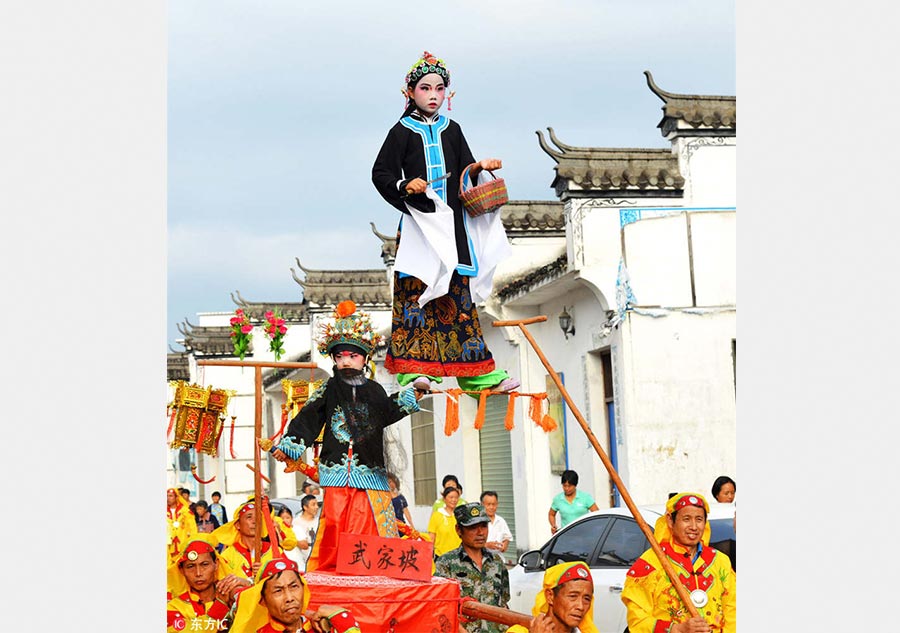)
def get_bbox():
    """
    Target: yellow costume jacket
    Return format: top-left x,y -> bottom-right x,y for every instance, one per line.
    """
166,591 -> 230,633
219,539 -> 274,580
166,494 -> 198,563
621,540 -> 735,633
